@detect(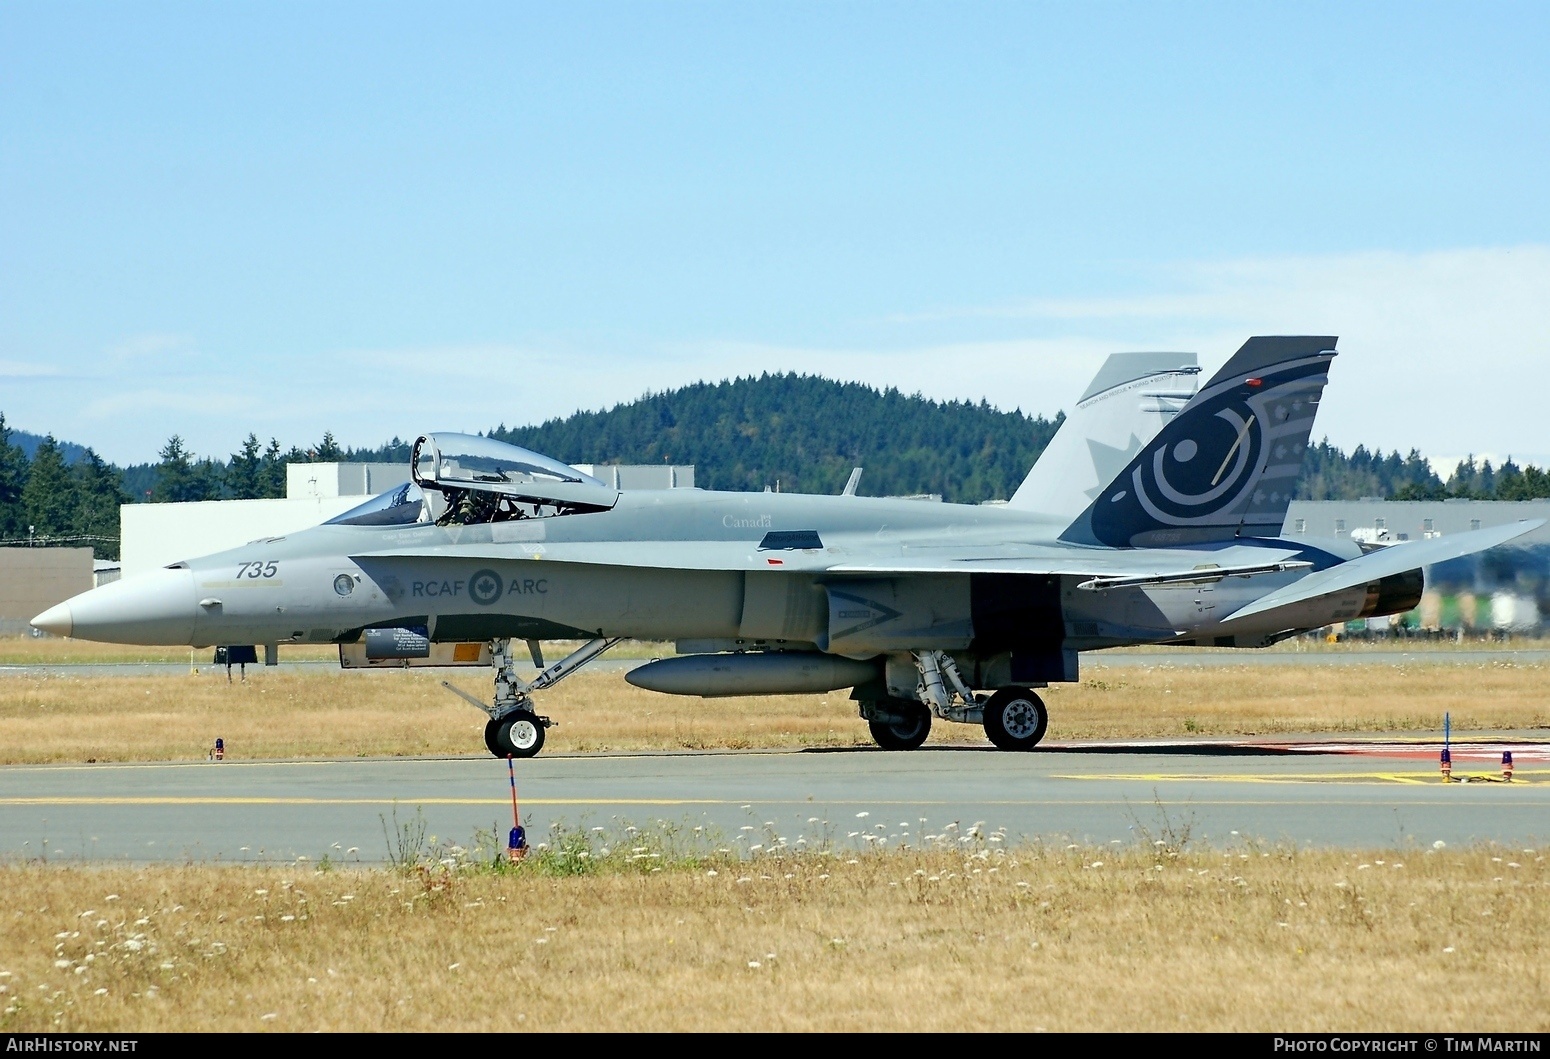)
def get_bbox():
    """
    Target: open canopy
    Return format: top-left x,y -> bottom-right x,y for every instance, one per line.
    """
412,432 -> 607,490
410,433 -> 619,520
